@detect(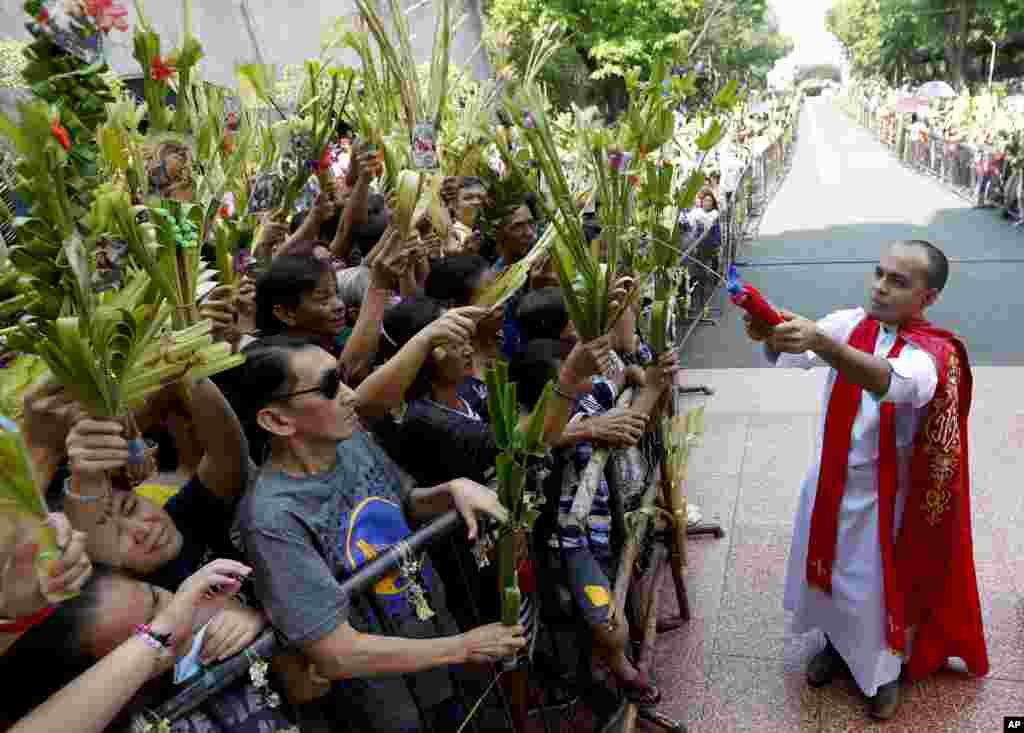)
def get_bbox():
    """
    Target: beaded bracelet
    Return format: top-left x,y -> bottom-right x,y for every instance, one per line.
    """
134,624 -> 173,657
